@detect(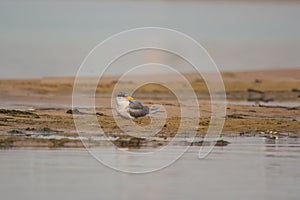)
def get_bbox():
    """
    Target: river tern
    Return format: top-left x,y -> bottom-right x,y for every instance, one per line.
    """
115,93 -> 159,119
